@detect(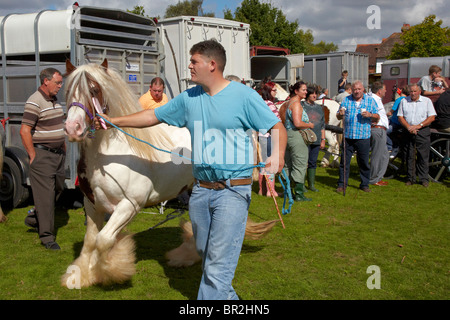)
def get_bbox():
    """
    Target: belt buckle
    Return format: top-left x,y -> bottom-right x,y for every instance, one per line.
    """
213,181 -> 225,190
